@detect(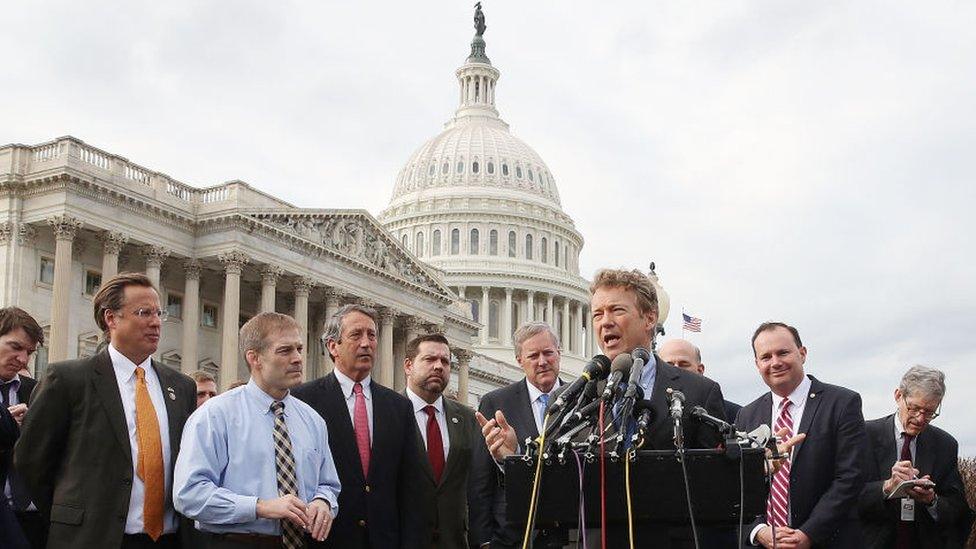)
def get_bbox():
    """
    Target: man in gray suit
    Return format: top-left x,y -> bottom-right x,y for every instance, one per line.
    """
403,333 -> 480,549
16,273 -> 196,548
